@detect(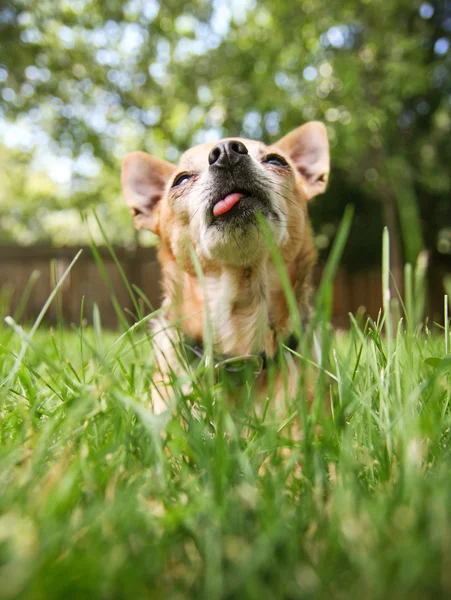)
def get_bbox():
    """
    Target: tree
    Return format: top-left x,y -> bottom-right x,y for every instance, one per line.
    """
0,0 -> 450,272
